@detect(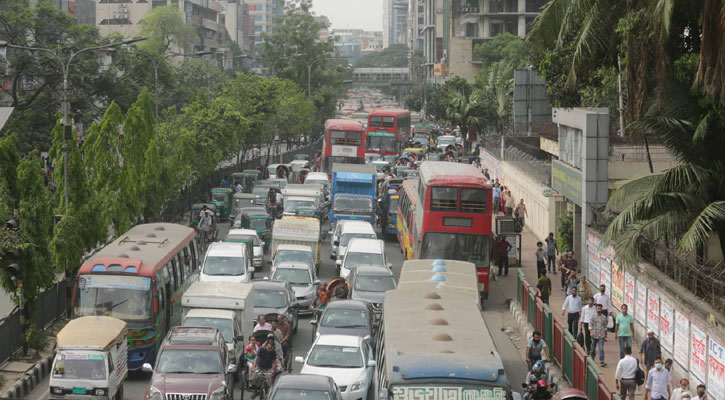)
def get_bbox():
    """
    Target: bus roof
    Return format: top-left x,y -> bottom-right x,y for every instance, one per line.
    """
418,161 -> 489,187
382,284 -> 503,384
324,119 -> 364,131
367,109 -> 411,117
398,260 -> 480,303
79,223 -> 196,276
